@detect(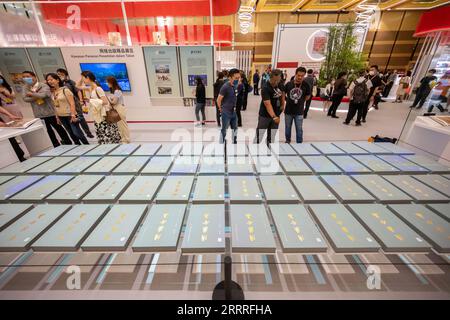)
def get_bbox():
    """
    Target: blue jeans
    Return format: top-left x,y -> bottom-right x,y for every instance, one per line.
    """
285,114 -> 303,143
220,111 -> 237,143
195,102 -> 206,122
